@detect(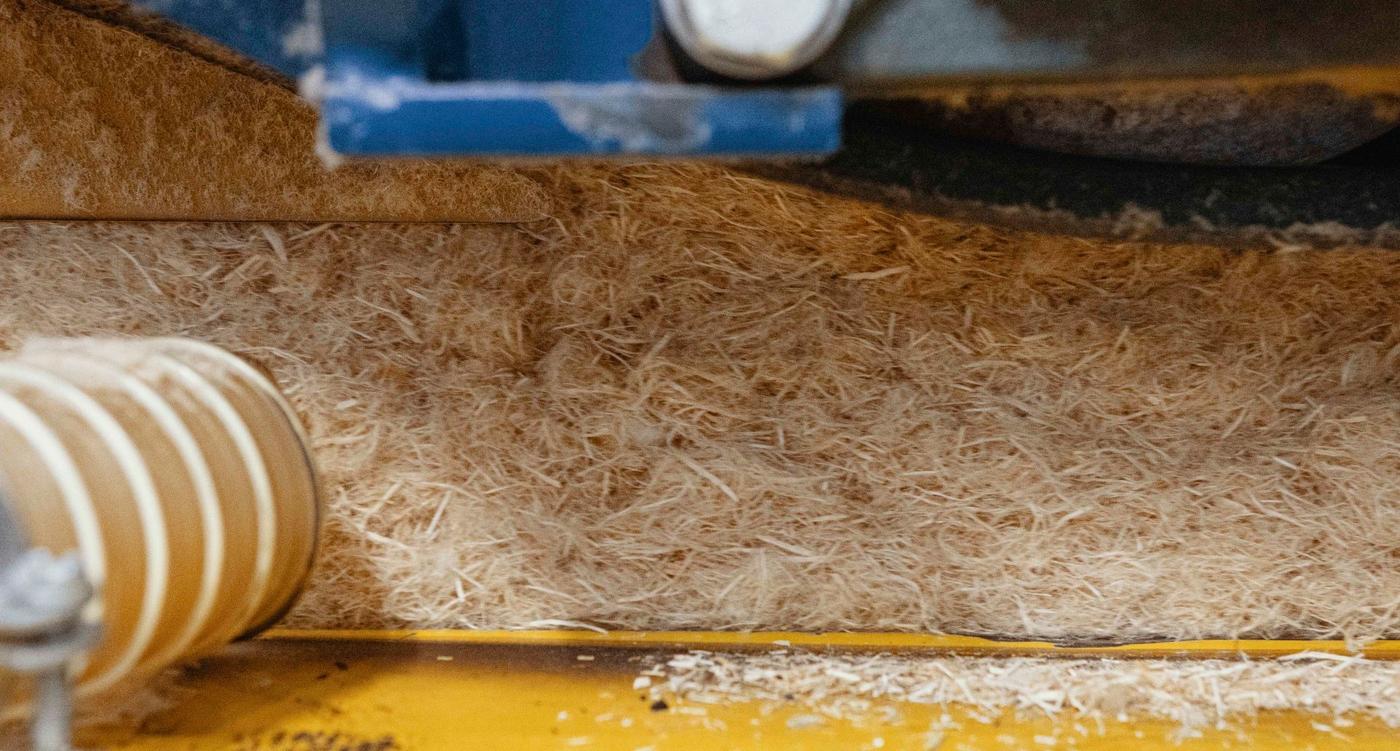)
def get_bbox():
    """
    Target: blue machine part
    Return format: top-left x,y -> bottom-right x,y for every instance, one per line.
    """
128,0 -> 843,157
130,0 -> 322,79
317,63 -> 842,156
